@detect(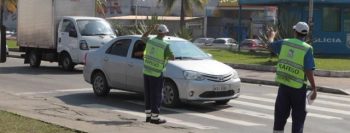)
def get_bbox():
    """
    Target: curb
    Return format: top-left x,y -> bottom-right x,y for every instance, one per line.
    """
229,63 -> 350,78
241,78 -> 349,95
